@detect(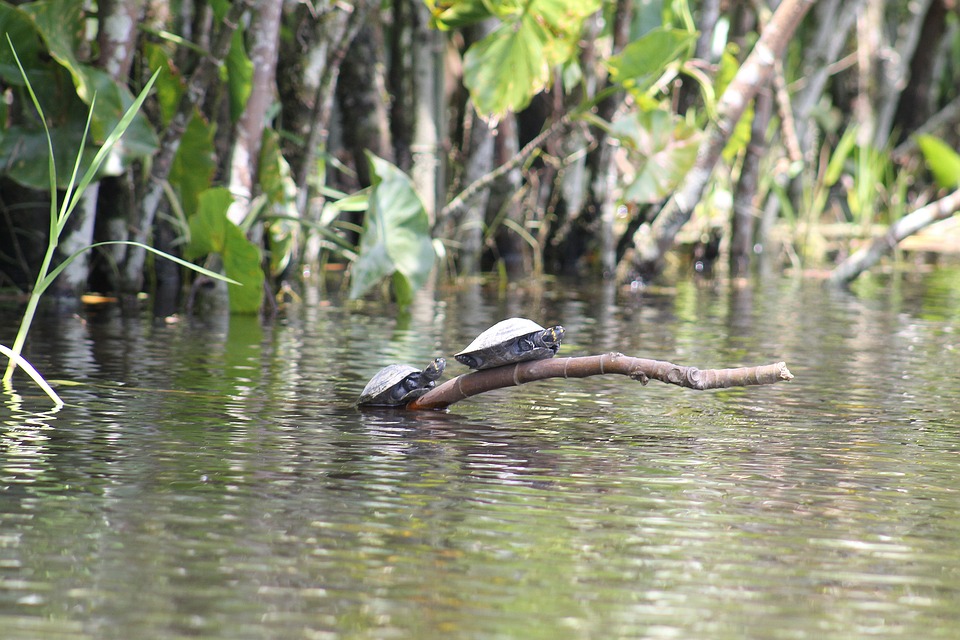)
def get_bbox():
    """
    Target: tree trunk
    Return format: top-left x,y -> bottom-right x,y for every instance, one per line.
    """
49,0 -> 145,298
121,0 -> 252,294
620,0 -> 816,281
410,0 -> 444,223
553,0 -> 630,275
294,1 -> 370,267
228,0 -> 283,228
729,88 -> 774,278
336,12 -> 394,188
